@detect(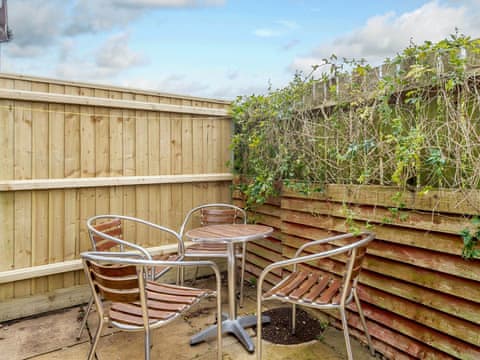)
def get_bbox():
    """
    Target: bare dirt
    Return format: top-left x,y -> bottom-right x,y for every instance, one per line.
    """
258,307 -> 325,345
